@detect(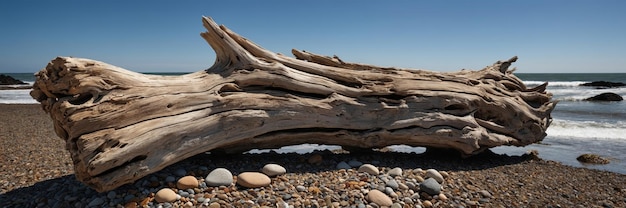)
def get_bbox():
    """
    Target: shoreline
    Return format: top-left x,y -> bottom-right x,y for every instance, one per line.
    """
1,104 -> 625,207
